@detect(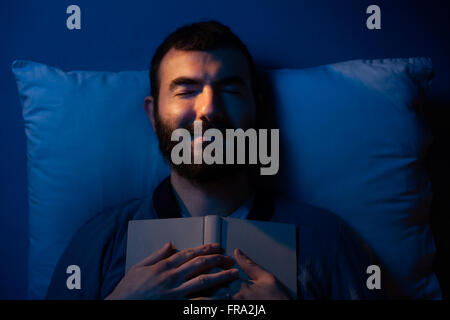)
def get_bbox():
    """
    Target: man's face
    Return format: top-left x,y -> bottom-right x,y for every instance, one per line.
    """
147,47 -> 257,181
